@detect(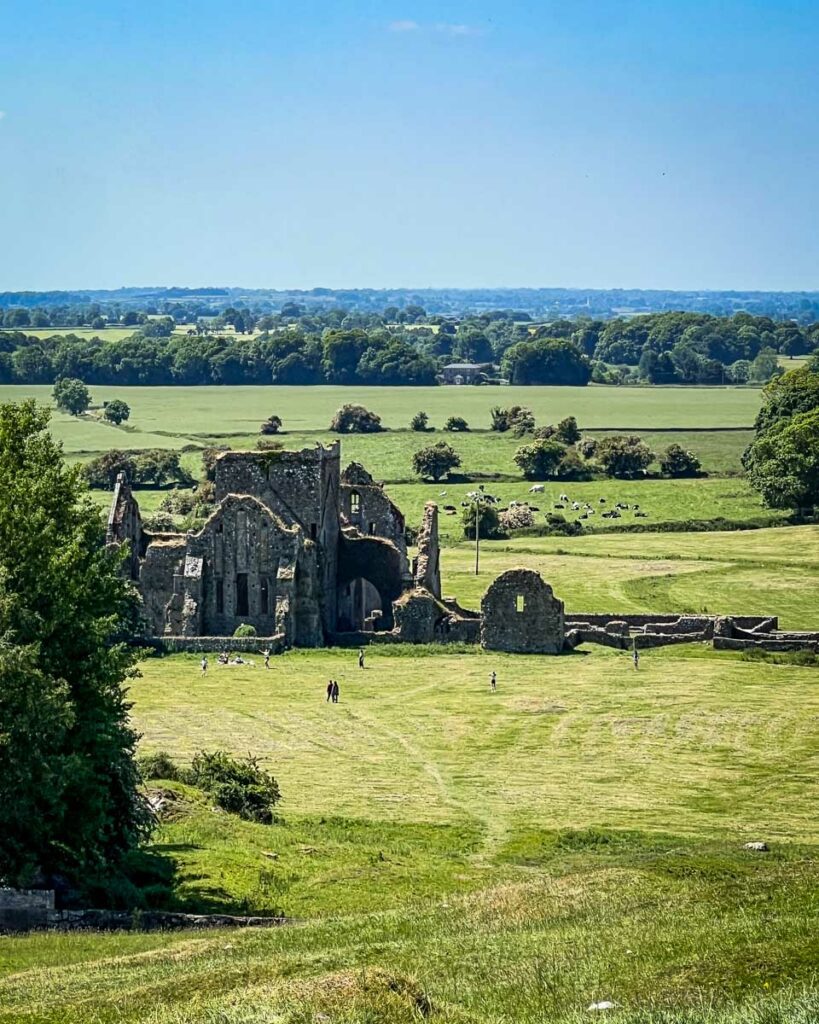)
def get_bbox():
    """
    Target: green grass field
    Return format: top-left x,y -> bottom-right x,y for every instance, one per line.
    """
2,645 -> 817,1022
